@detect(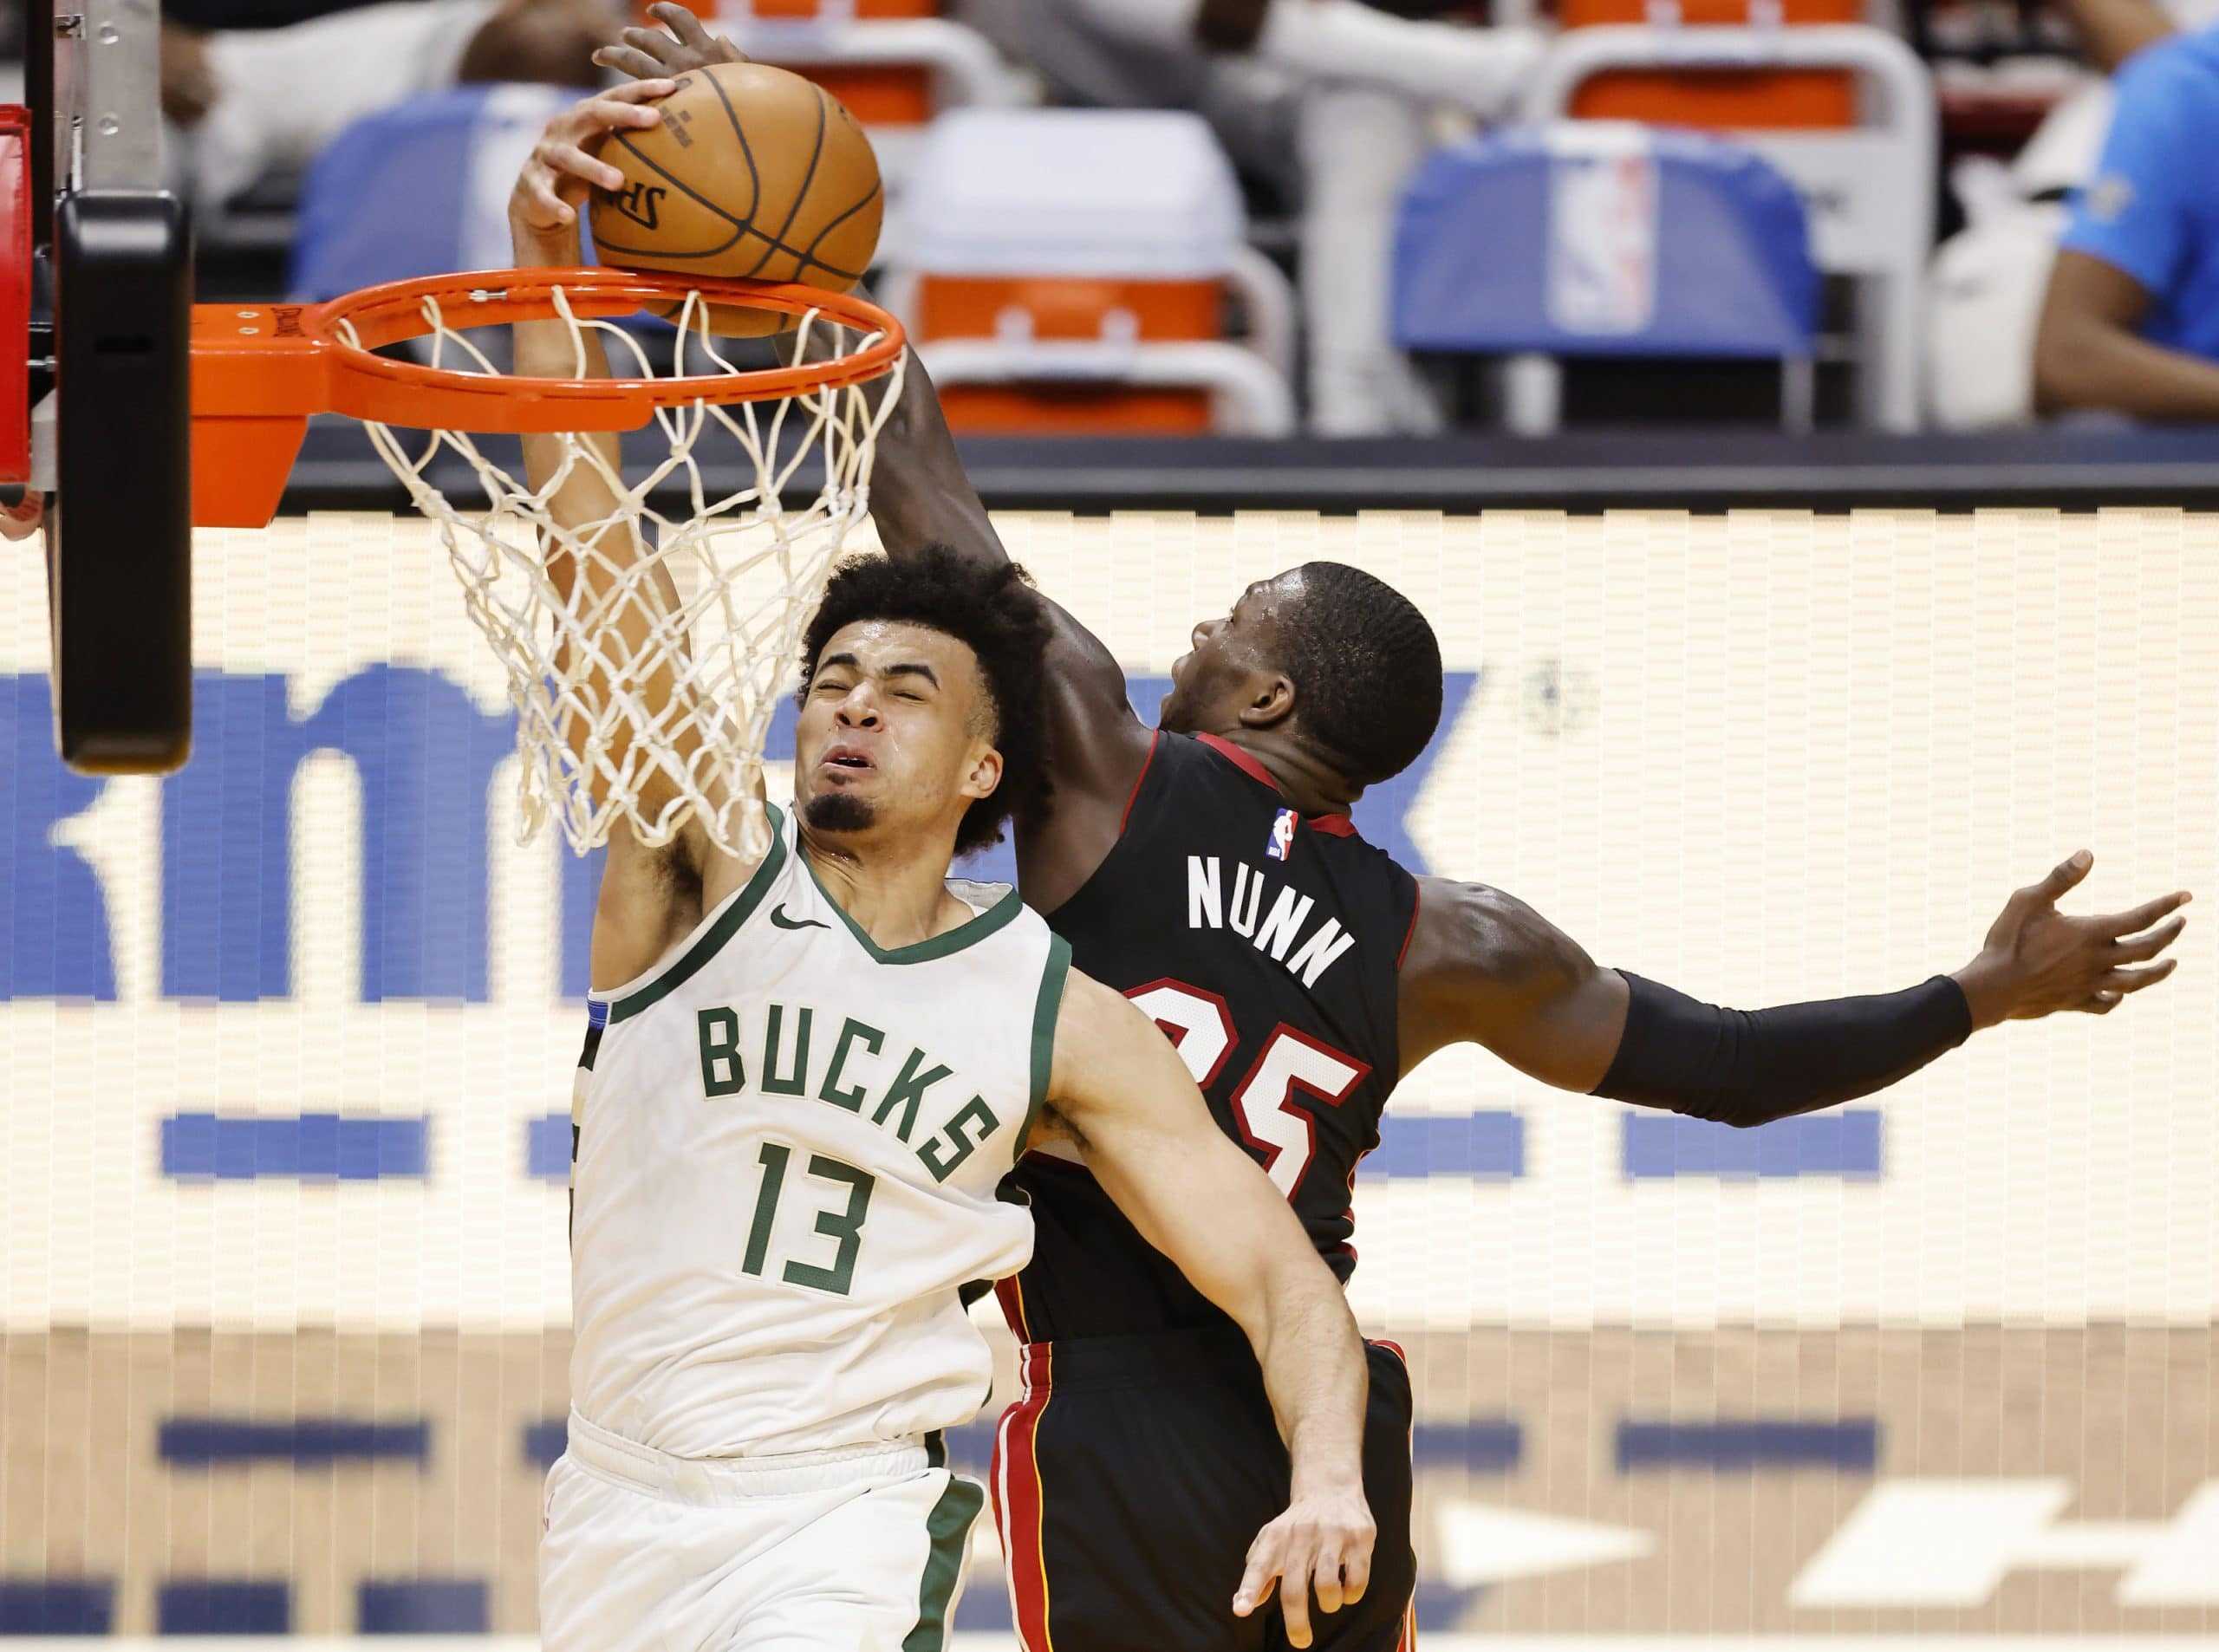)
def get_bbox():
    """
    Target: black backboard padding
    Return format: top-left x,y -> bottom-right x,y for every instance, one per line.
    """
51,190 -> 192,771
